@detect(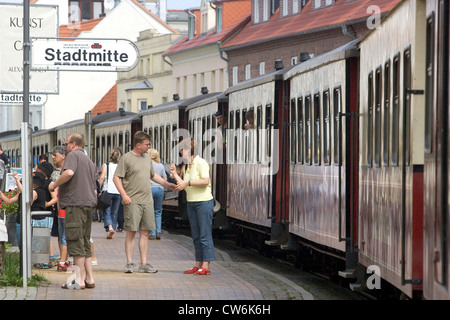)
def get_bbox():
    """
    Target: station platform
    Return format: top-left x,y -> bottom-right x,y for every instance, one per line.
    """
9,221 -> 313,301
